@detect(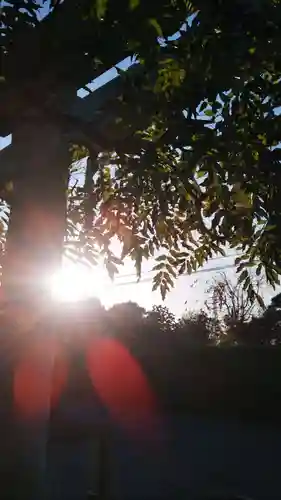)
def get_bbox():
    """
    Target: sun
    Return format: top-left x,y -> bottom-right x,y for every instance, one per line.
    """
48,260 -> 155,311
48,263 -> 108,302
